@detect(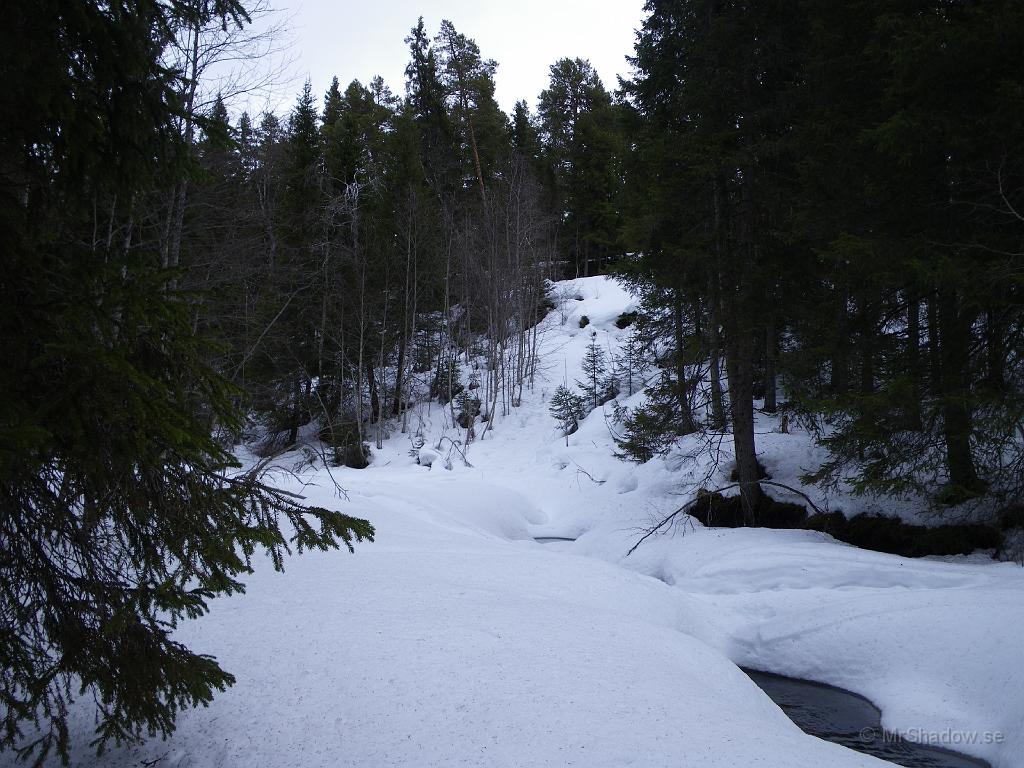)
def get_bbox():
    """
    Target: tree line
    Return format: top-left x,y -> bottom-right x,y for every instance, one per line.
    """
182,18 -> 627,462
190,2 -> 1023,529
615,0 -> 1024,522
